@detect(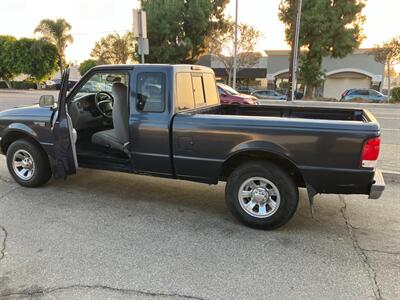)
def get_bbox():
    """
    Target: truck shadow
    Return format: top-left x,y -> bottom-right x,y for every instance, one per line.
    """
42,168 -> 347,235
0,154 -> 348,237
